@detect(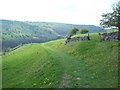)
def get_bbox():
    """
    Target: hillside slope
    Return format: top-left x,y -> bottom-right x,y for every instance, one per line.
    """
2,33 -> 118,88
1,19 -> 104,51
